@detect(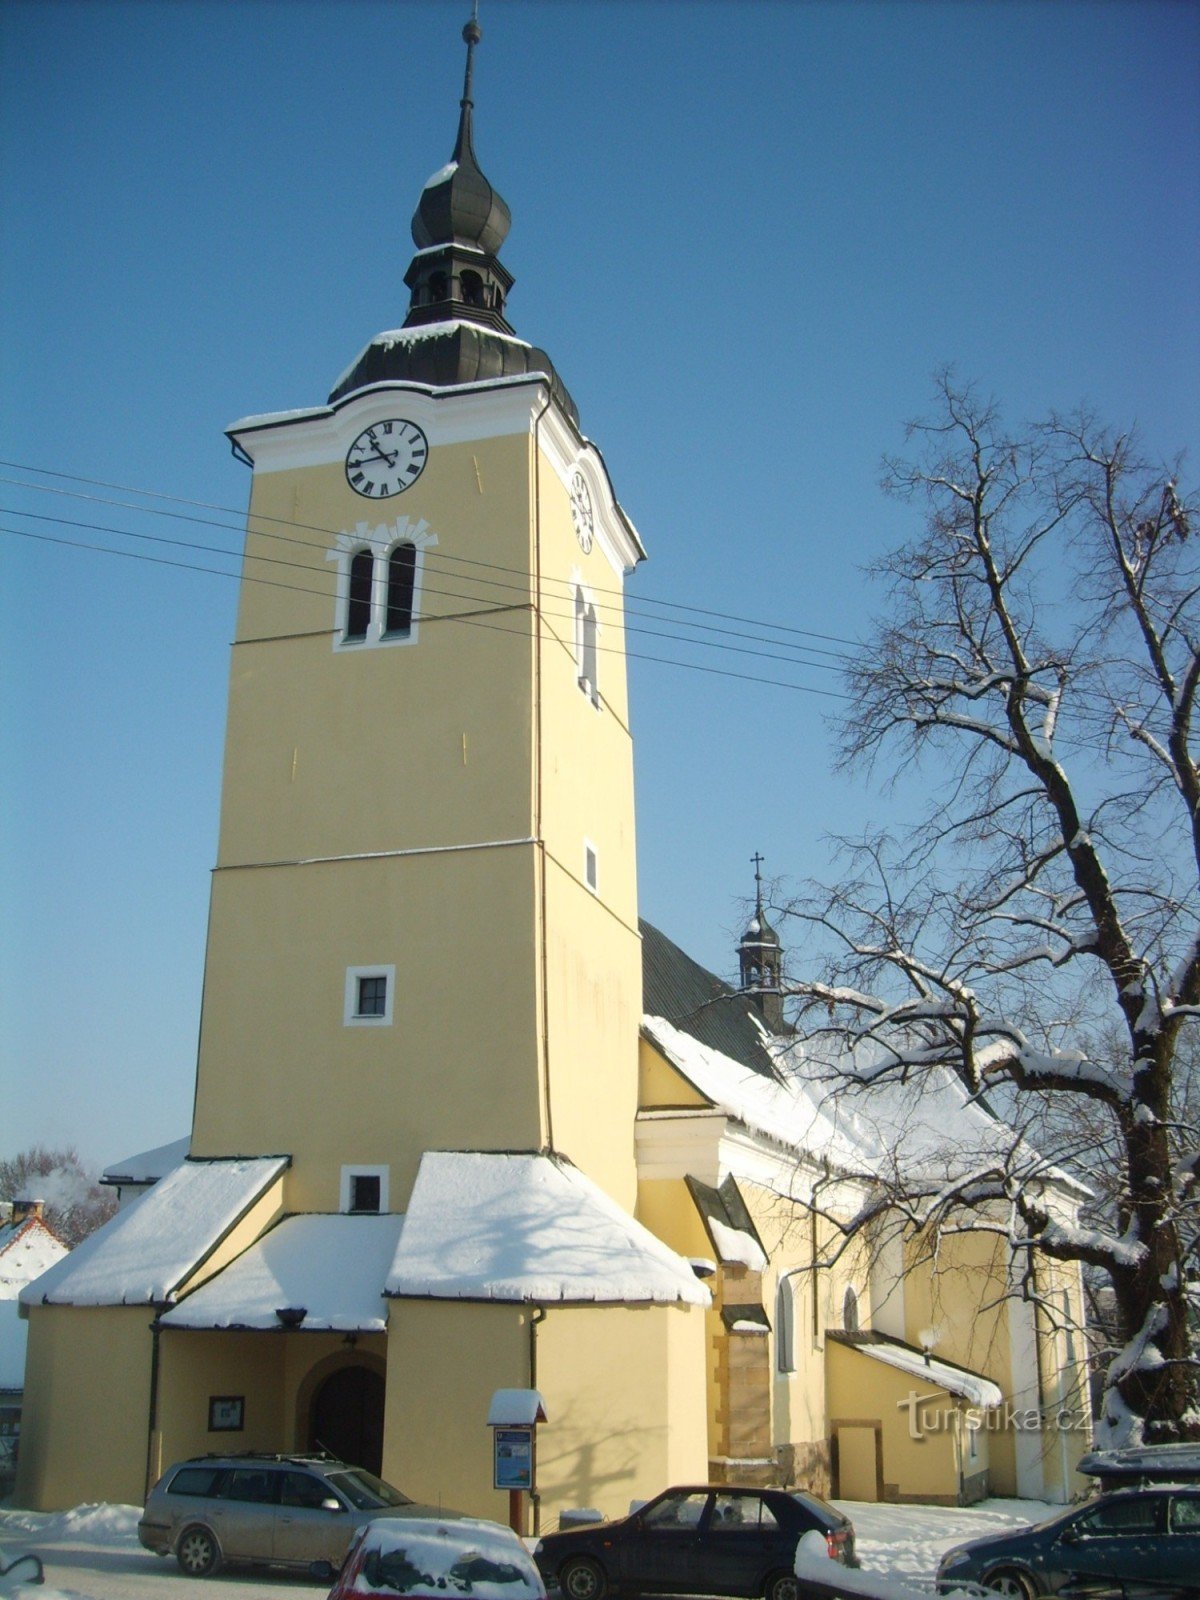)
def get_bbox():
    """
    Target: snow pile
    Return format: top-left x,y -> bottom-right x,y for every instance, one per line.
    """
21,1157 -> 287,1307
0,1503 -> 140,1544
160,1212 -> 404,1331
386,1152 -> 709,1306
